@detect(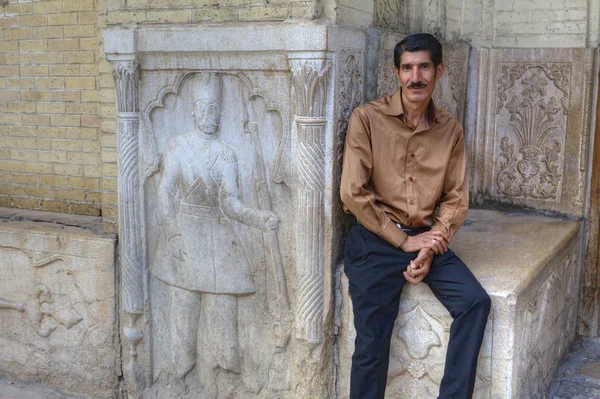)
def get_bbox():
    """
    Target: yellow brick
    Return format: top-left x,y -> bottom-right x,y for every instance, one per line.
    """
38,127 -> 67,138
0,78 -> 6,89
99,104 -> 116,118
99,89 -> 115,103
20,66 -> 49,77
98,75 -> 115,88
128,0 -> 169,7
98,59 -> 113,74
101,178 -> 117,191
22,138 -> 52,150
50,65 -> 80,76
81,64 -> 99,76
86,191 -> 102,203
35,77 -> 65,89
71,203 -> 101,216
23,114 -> 51,126
35,26 -> 64,39
66,77 -> 96,89
68,152 -> 98,164
147,10 -> 191,23
107,0 -> 125,8
0,160 -> 25,172
63,51 -> 95,64
41,175 -> 69,187
100,119 -> 116,134
0,173 -> 10,183
64,25 -> 96,38
0,41 -> 19,52
68,127 -> 97,139
52,91 -> 81,102
12,197 -> 42,210
69,176 -> 99,190
64,0 -> 95,11
1,138 -> 23,148
48,13 -> 79,26
5,54 -> 33,65
48,39 -> 79,51
101,149 -> 117,163
34,52 -> 64,64
52,140 -> 81,152
82,140 -> 101,152
0,114 -> 22,125
193,8 -> 238,22
10,127 -> 37,137
38,151 -> 67,163
66,103 -> 97,114
20,40 -> 49,52
0,66 -> 20,77
0,91 -> 22,101
238,5 -> 289,20
106,11 -> 148,24
41,200 -> 69,213
102,191 -> 118,205
79,38 -> 99,51
81,90 -> 100,103
22,91 -> 51,102
78,12 -> 98,24
26,186 -> 55,198
0,149 -> 9,159
55,189 -> 84,201
22,162 -> 53,174
33,1 -> 63,13
101,163 -> 117,177
0,126 -> 10,137
0,16 -> 17,29
5,29 -> 35,41
169,0 -> 216,6
18,15 -> 48,27
103,220 -> 118,234
83,164 -> 103,177
37,102 -> 66,114
0,184 -> 27,196
10,149 -> 37,161
8,102 -> 37,113
102,206 -> 118,219
81,116 -> 101,128
52,115 -> 81,127
5,3 -> 33,14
